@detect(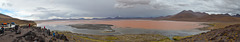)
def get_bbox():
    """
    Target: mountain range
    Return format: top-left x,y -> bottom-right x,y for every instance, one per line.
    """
164,10 -> 240,22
